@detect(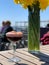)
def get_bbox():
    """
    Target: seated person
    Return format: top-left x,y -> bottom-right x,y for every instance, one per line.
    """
0,21 -> 6,33
0,21 -> 13,51
2,21 -> 13,42
40,31 -> 49,45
